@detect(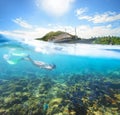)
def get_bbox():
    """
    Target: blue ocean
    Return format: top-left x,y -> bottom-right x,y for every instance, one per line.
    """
0,39 -> 120,115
